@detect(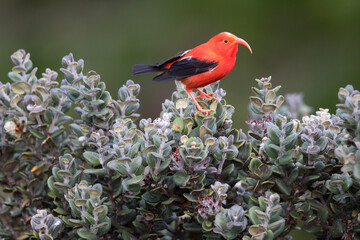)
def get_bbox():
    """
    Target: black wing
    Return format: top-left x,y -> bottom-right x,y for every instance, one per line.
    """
153,57 -> 218,82
132,50 -> 188,75
154,50 -> 189,67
